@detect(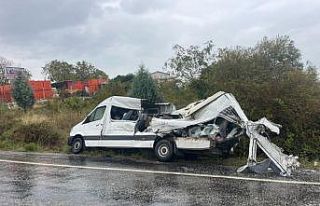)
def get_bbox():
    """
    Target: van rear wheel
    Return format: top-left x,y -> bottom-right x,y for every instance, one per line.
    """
71,137 -> 84,154
154,139 -> 174,162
